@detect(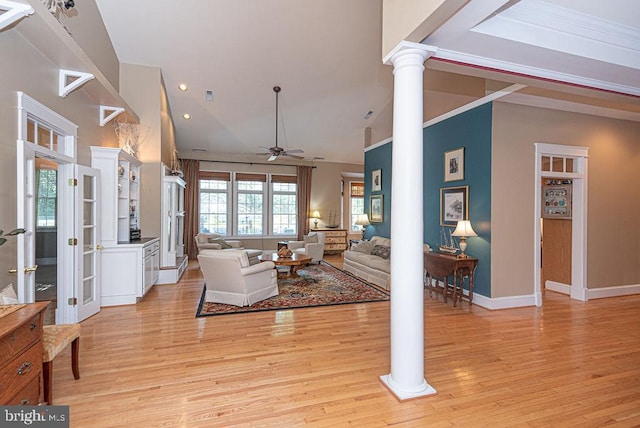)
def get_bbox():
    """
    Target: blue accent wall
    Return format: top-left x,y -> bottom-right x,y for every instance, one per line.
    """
363,103 -> 492,297
424,103 -> 492,297
363,141 -> 392,240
